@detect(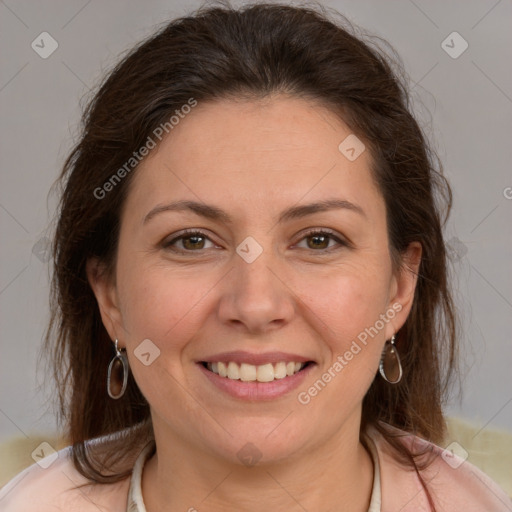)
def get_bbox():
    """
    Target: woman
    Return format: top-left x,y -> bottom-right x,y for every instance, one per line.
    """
1,2 -> 510,511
